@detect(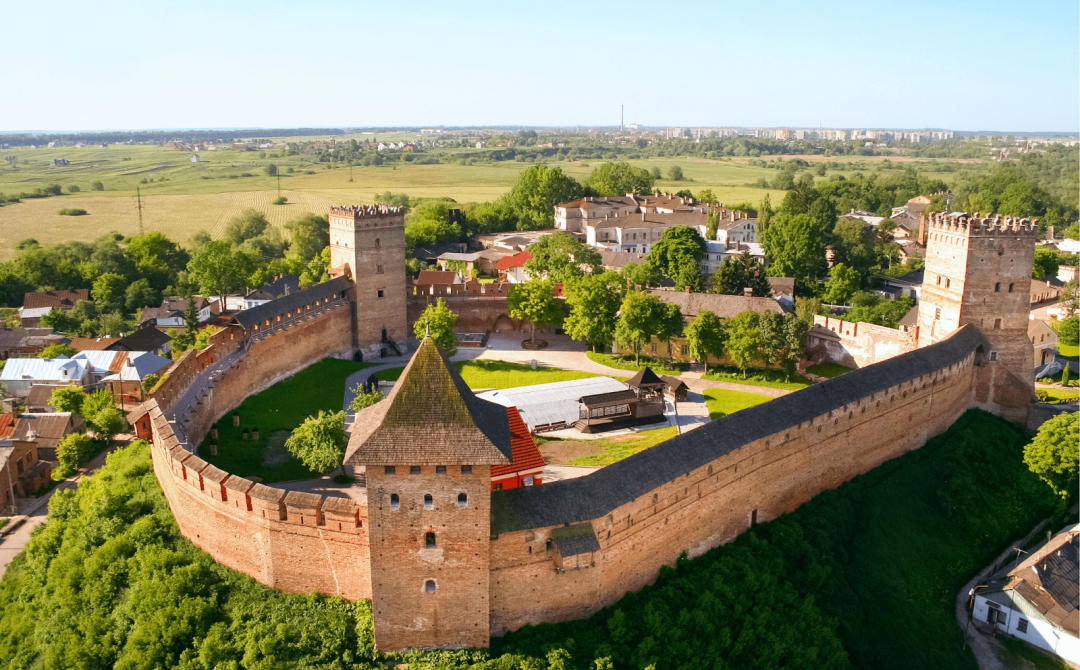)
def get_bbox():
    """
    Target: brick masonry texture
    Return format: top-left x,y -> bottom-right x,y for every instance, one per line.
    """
139,210 -> 1037,652
406,295 -> 521,334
